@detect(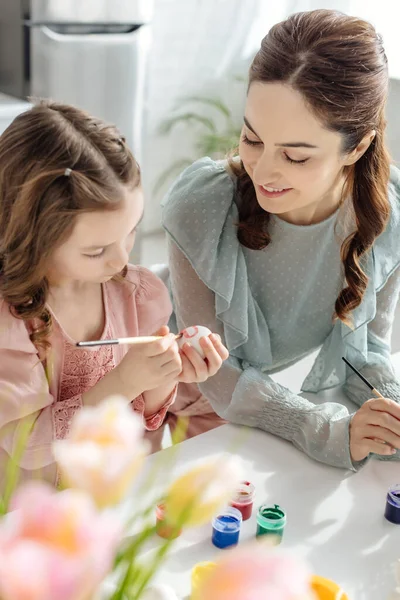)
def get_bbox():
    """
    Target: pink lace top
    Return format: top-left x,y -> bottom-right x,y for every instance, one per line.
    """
0,266 -> 176,486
